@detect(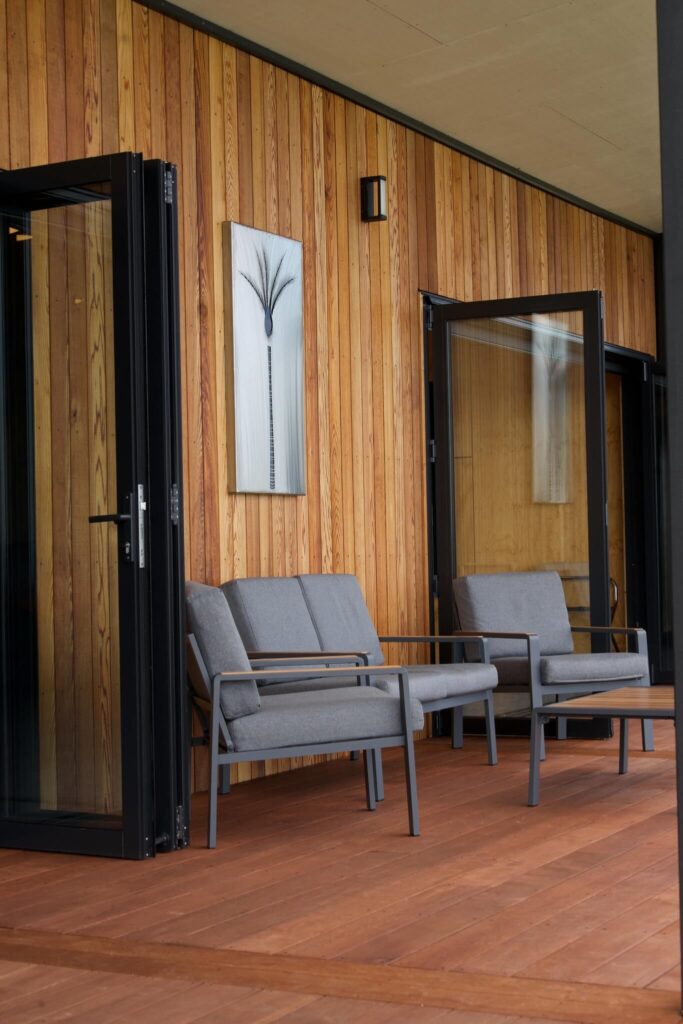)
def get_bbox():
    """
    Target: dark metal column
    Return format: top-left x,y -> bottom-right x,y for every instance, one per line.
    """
656,0 -> 683,1011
